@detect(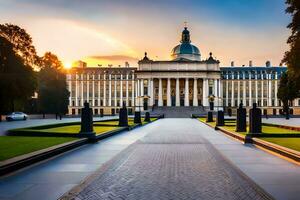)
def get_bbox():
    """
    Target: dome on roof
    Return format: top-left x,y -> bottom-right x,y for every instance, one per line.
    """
171,27 -> 201,61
